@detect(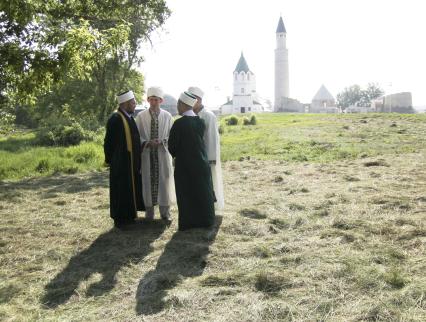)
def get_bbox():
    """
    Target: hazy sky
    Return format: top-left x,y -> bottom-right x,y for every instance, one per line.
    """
138,0 -> 426,108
